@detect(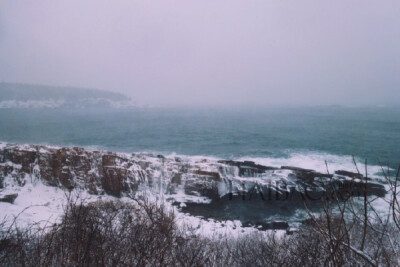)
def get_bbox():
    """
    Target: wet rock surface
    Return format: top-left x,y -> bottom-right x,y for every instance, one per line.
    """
0,193 -> 18,204
335,170 -> 364,179
219,160 -> 278,176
